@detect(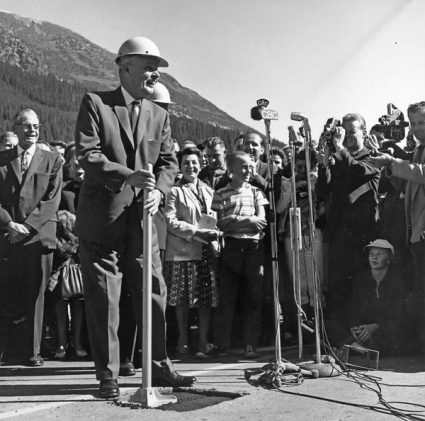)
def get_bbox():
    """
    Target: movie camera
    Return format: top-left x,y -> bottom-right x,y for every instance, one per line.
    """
376,103 -> 409,142
318,118 -> 341,153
